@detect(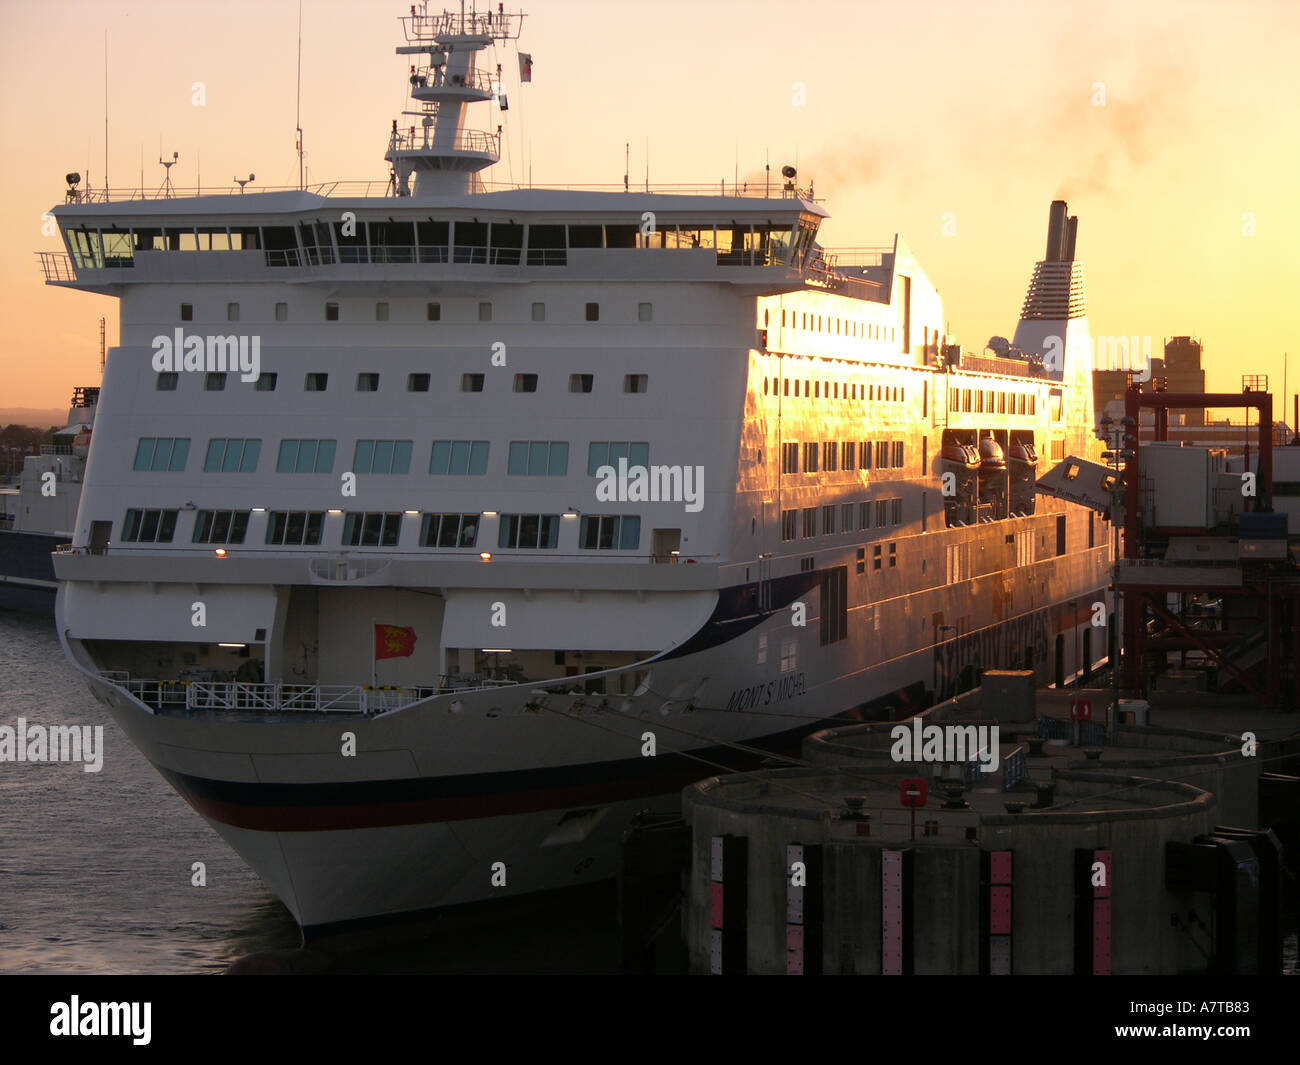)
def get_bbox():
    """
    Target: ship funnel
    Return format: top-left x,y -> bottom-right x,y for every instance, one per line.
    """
1045,200 -> 1068,262
1063,215 -> 1078,261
